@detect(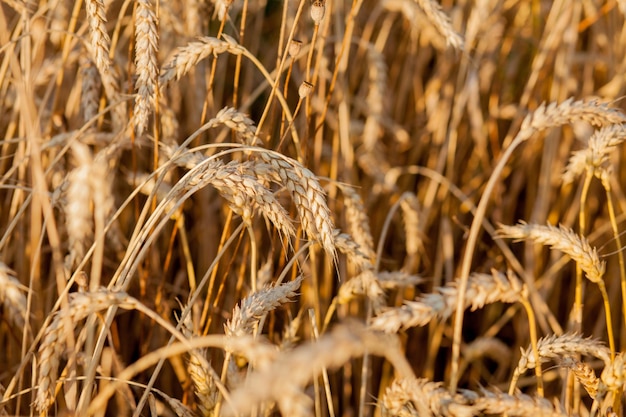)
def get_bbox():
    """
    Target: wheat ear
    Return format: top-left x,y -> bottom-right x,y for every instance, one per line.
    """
515,333 -> 610,377
497,222 -> 604,284
225,276 -> 303,337
0,262 -> 27,330
380,377 -> 477,417
370,271 -> 522,333
133,0 -> 159,136
256,151 -> 336,258
159,37 -> 243,84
